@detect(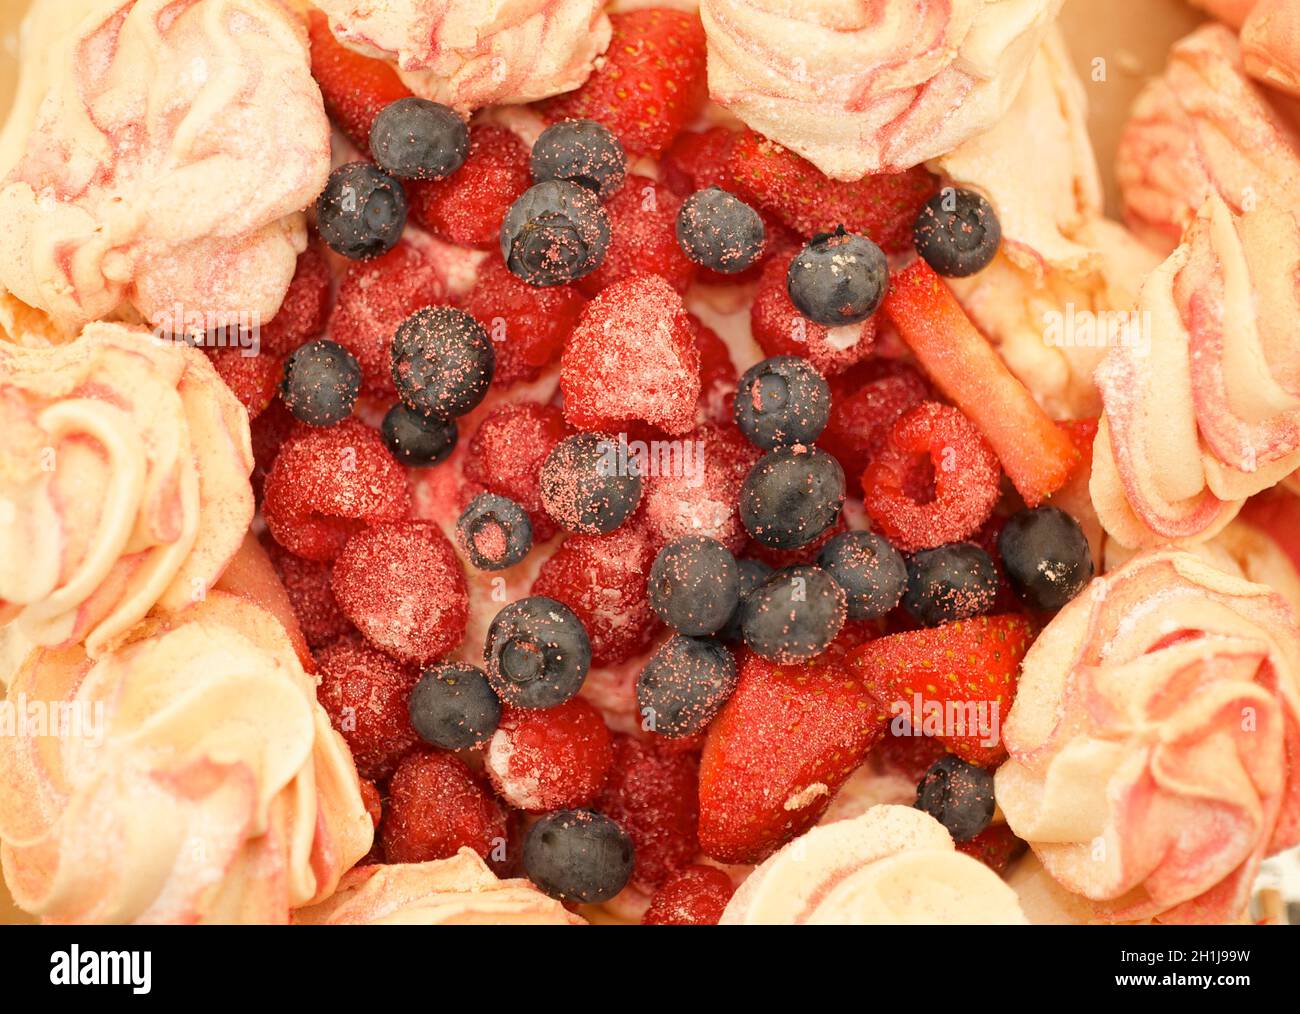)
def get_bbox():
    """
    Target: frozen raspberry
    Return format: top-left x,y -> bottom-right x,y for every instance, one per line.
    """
643,865 -> 734,925
332,522 -> 469,664
462,402 -> 571,542
307,9 -> 412,152
408,125 -> 531,250
863,401 -> 1003,553
264,536 -> 352,648
263,419 -> 411,561
259,239 -> 332,357
744,515 -> 847,571
381,750 -> 509,865
561,274 -> 701,436
461,252 -> 587,388
485,699 -> 614,812
327,242 -> 446,395
531,521 -> 661,667
662,127 -> 739,197
316,638 -> 421,780
690,316 -> 738,425
576,176 -> 696,297
818,360 -> 930,479
207,345 -> 281,418
597,734 -> 699,892
250,399 -> 295,503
